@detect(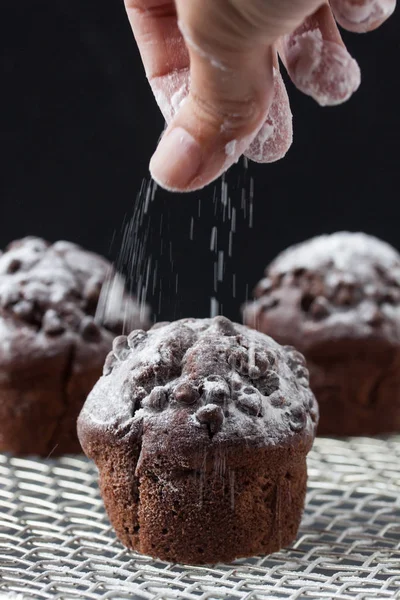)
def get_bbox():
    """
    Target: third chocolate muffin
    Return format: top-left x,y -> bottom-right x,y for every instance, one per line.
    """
243,232 -> 400,436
